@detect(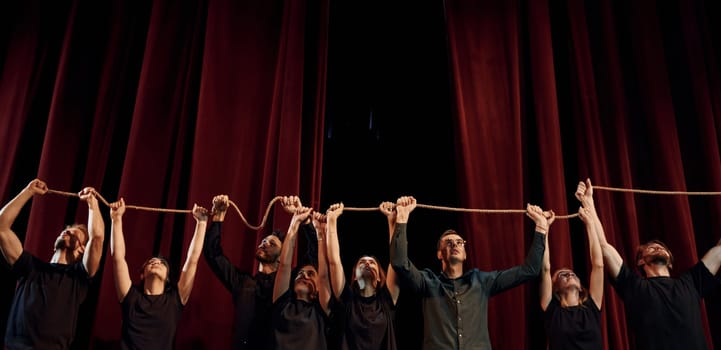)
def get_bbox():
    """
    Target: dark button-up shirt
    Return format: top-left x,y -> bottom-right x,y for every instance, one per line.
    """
390,223 -> 545,350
